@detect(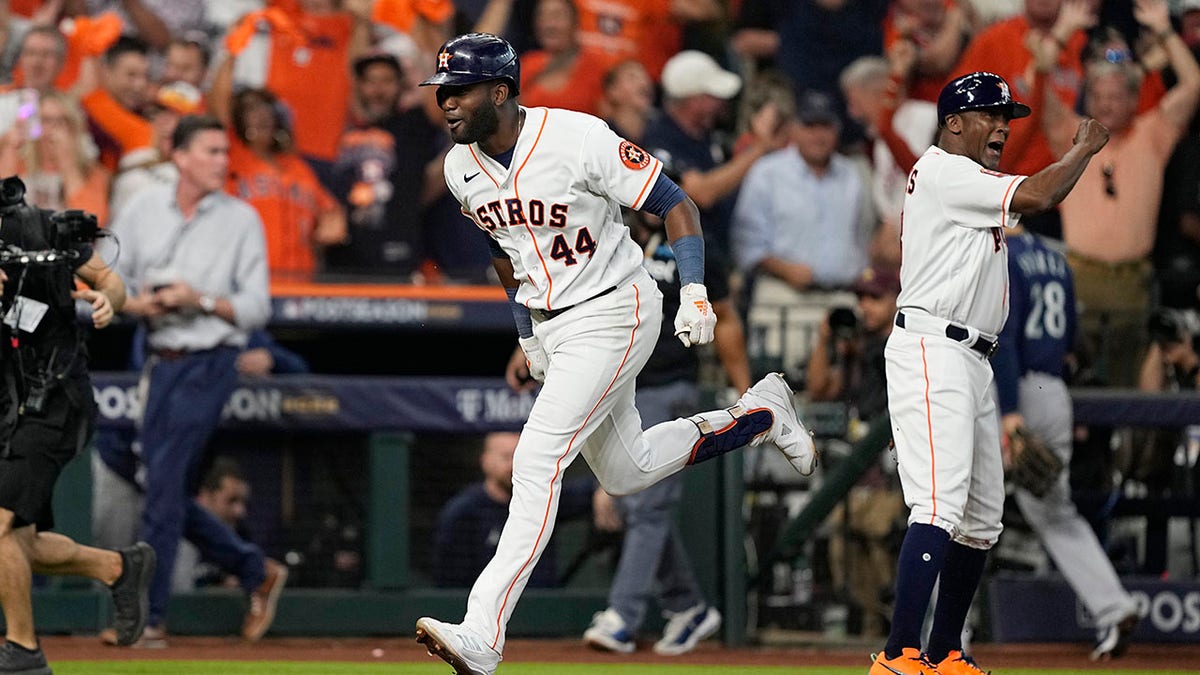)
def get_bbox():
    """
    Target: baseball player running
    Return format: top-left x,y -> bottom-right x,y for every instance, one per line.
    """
870,71 -> 1108,675
994,224 -> 1139,661
413,33 -> 816,675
